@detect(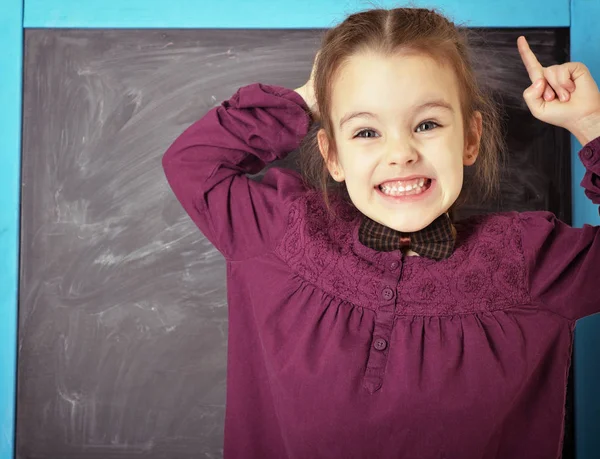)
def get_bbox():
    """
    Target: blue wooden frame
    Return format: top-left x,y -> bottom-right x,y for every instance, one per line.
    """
23,0 -> 570,28
0,1 -> 22,458
2,1 -> 598,458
